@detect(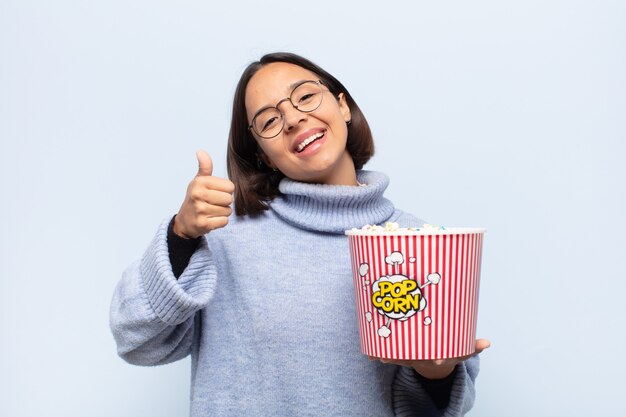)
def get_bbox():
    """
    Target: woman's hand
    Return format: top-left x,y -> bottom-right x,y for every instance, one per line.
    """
173,150 -> 235,239
369,338 -> 491,380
